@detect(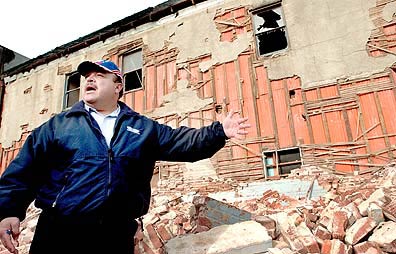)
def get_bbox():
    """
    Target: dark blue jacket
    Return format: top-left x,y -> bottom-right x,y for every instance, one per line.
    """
0,101 -> 227,221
